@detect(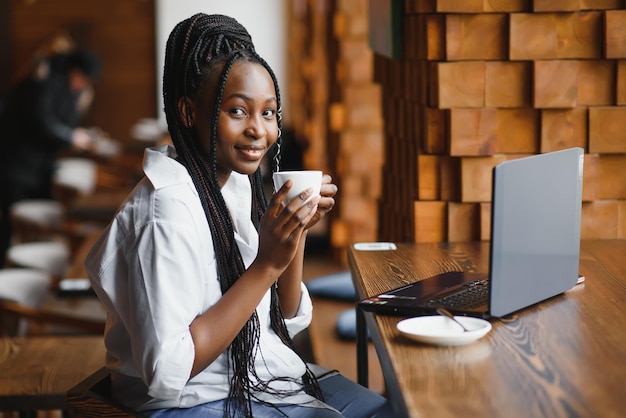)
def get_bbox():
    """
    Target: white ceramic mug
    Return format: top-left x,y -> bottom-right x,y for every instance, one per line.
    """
272,170 -> 322,204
